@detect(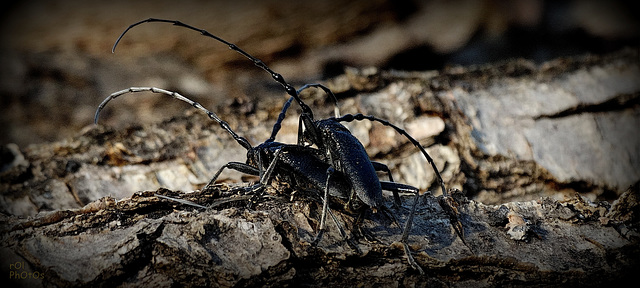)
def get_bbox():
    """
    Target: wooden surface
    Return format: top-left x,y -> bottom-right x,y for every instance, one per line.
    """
2,186 -> 638,287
